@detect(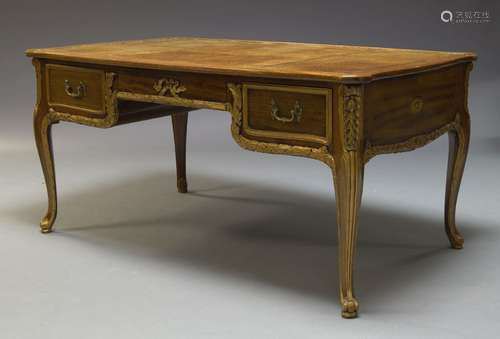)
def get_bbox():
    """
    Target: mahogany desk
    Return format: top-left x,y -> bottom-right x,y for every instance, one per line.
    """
26,37 -> 476,318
